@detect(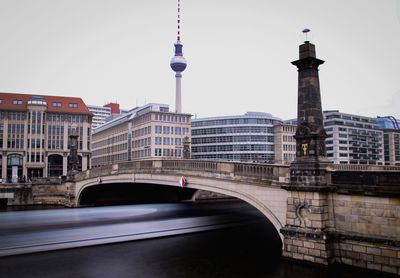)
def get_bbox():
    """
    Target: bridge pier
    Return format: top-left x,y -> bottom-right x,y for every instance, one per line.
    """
281,190 -> 333,265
